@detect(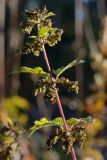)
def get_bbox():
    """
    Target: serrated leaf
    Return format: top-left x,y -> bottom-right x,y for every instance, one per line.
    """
42,12 -> 55,20
67,116 -> 94,125
79,116 -> 95,124
29,116 -> 94,137
54,59 -> 85,78
19,67 -> 34,73
19,67 -> 49,78
29,118 -> 58,136
52,117 -> 63,125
